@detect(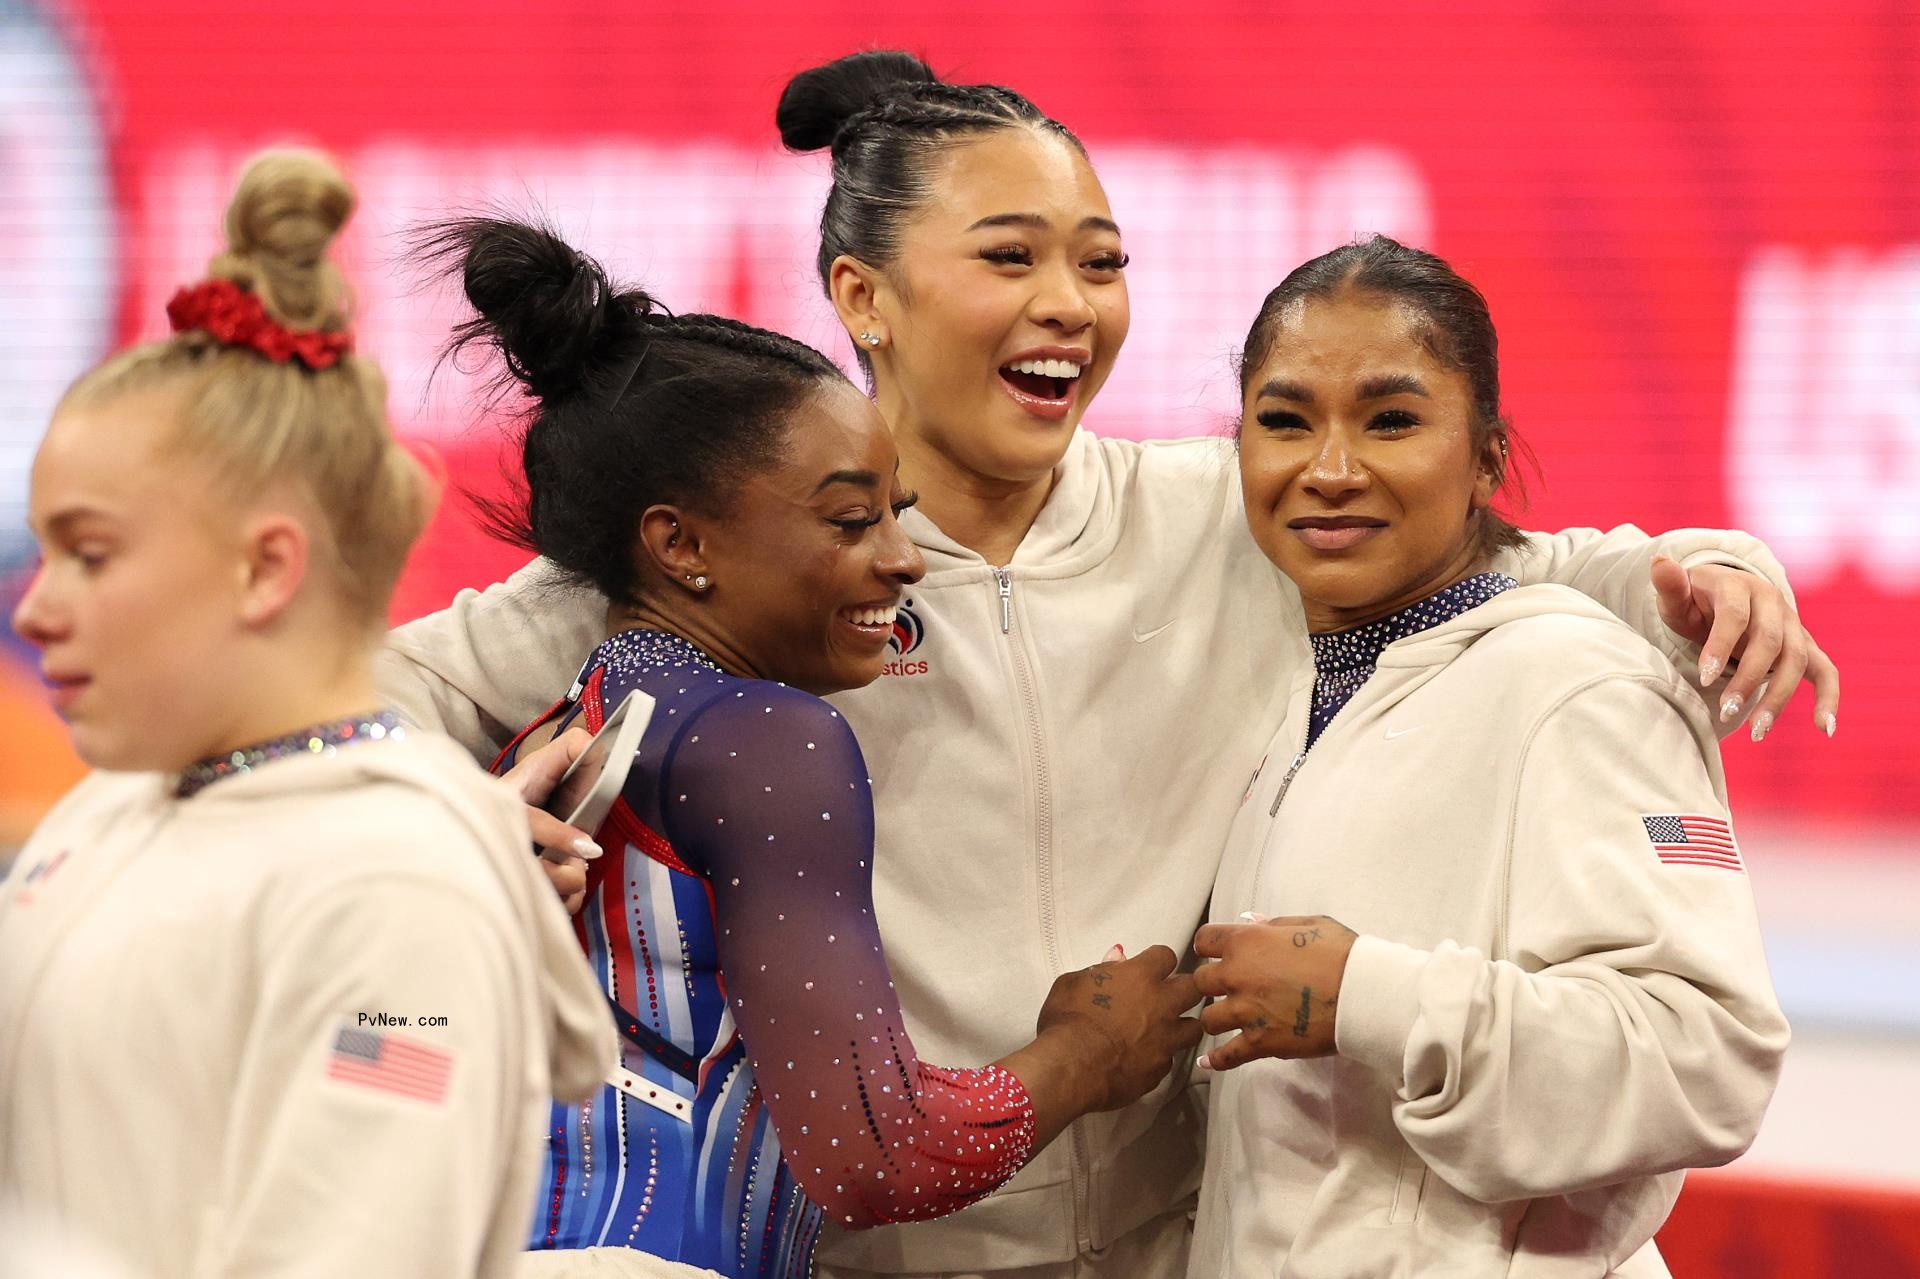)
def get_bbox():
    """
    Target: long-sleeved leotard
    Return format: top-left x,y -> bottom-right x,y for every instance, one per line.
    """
502,629 -> 1035,1278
